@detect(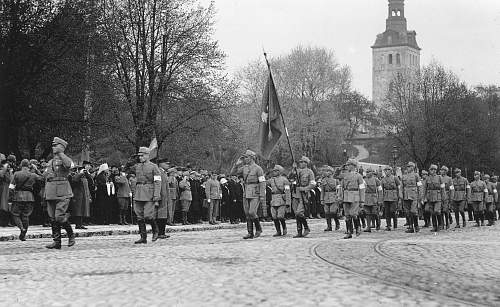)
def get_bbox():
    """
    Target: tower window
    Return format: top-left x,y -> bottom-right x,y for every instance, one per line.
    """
396,54 -> 401,65
389,54 -> 393,64
397,10 -> 401,16
392,10 -> 396,17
